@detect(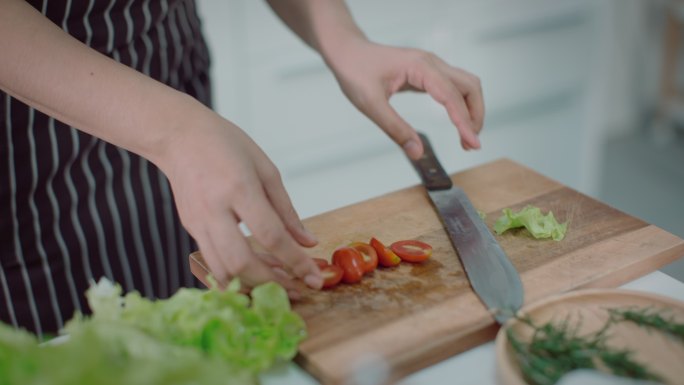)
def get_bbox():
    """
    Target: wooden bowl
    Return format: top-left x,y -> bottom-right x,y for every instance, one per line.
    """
495,289 -> 684,385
